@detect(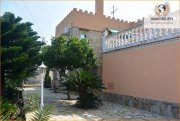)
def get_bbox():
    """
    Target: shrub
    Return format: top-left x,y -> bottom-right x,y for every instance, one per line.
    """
44,68 -> 51,88
63,69 -> 106,109
25,93 -> 40,112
